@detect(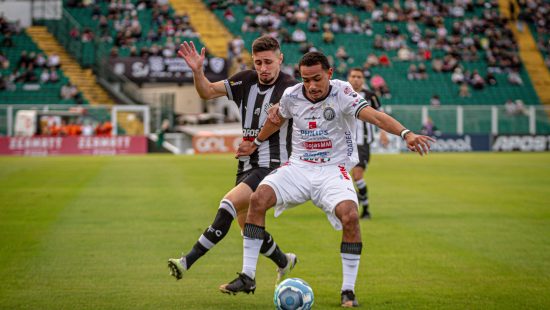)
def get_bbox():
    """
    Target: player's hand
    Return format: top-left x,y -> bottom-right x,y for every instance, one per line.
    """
235,140 -> 257,158
405,133 -> 435,156
178,41 -> 205,73
268,104 -> 282,125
